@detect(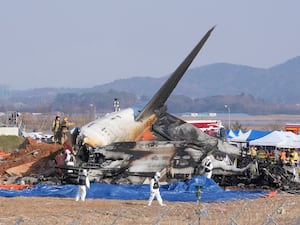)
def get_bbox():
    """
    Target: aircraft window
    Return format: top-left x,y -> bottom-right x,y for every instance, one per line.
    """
111,115 -> 121,120
87,123 -> 95,128
100,127 -> 111,135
